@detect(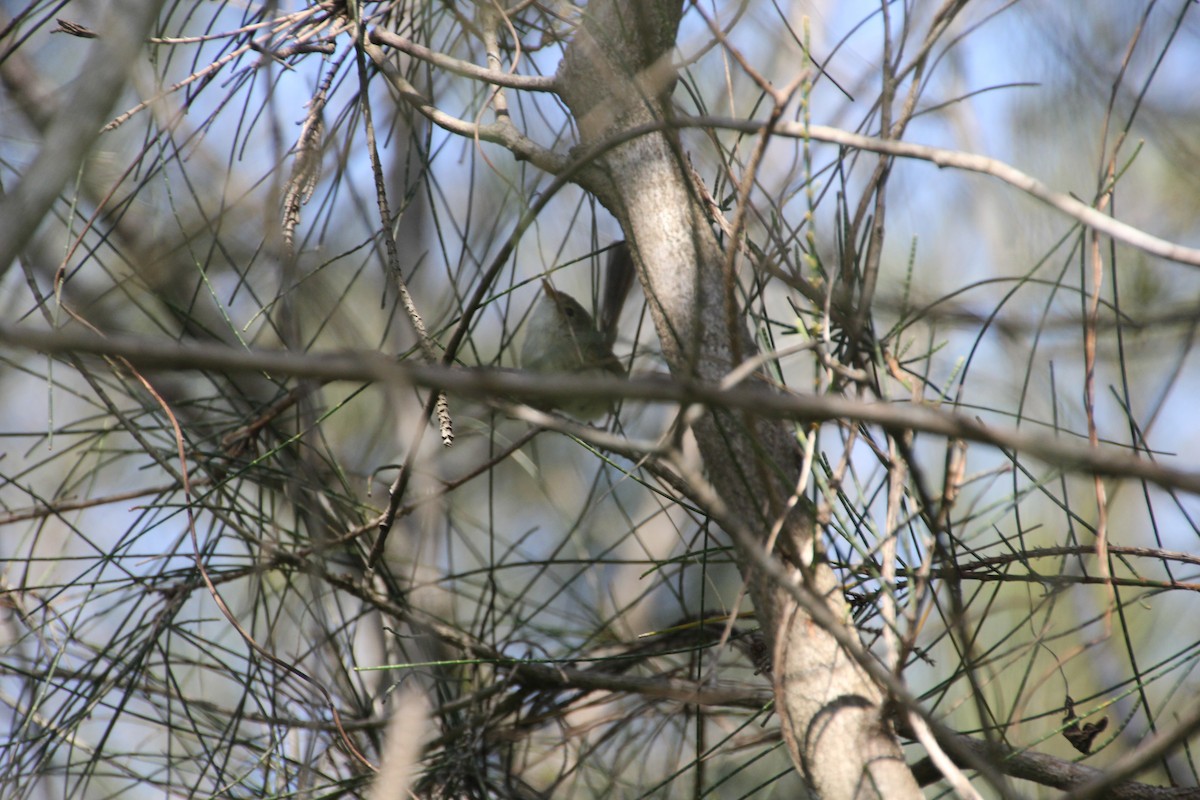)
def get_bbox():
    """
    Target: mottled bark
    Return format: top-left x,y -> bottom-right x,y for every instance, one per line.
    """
555,3 -> 921,797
